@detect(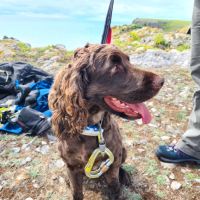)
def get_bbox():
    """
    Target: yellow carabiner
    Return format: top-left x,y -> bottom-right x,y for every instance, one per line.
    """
0,107 -> 10,124
85,147 -> 114,179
